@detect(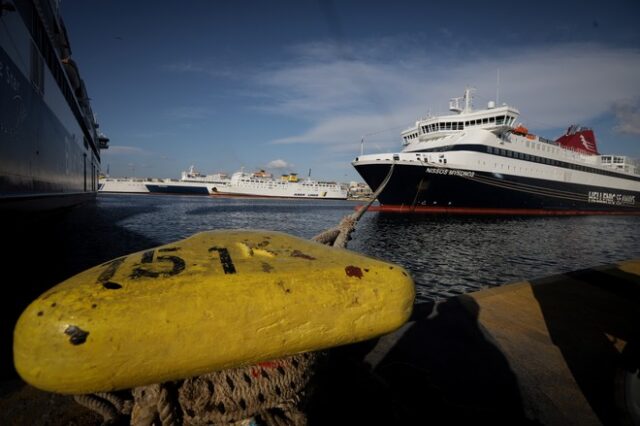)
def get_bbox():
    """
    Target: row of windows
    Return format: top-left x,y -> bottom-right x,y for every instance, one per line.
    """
418,115 -> 518,135
239,179 -> 337,187
405,132 -> 419,141
601,156 -> 627,164
416,144 -> 640,183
